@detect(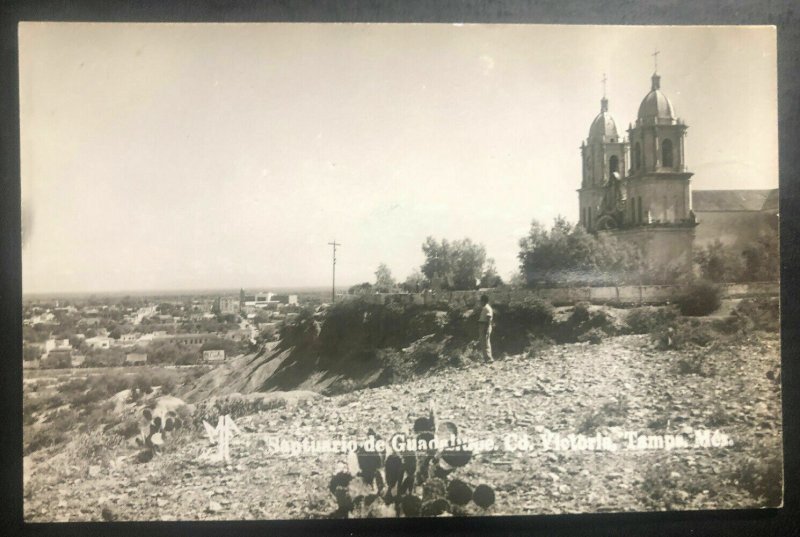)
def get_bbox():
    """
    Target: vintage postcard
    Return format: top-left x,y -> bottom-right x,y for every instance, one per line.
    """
20,23 -> 781,521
